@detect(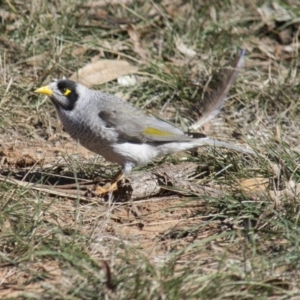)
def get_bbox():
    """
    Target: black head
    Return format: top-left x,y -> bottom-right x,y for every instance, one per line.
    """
35,79 -> 80,111
53,80 -> 79,110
